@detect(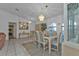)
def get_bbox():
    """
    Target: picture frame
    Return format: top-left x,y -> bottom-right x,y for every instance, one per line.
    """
19,22 -> 29,30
